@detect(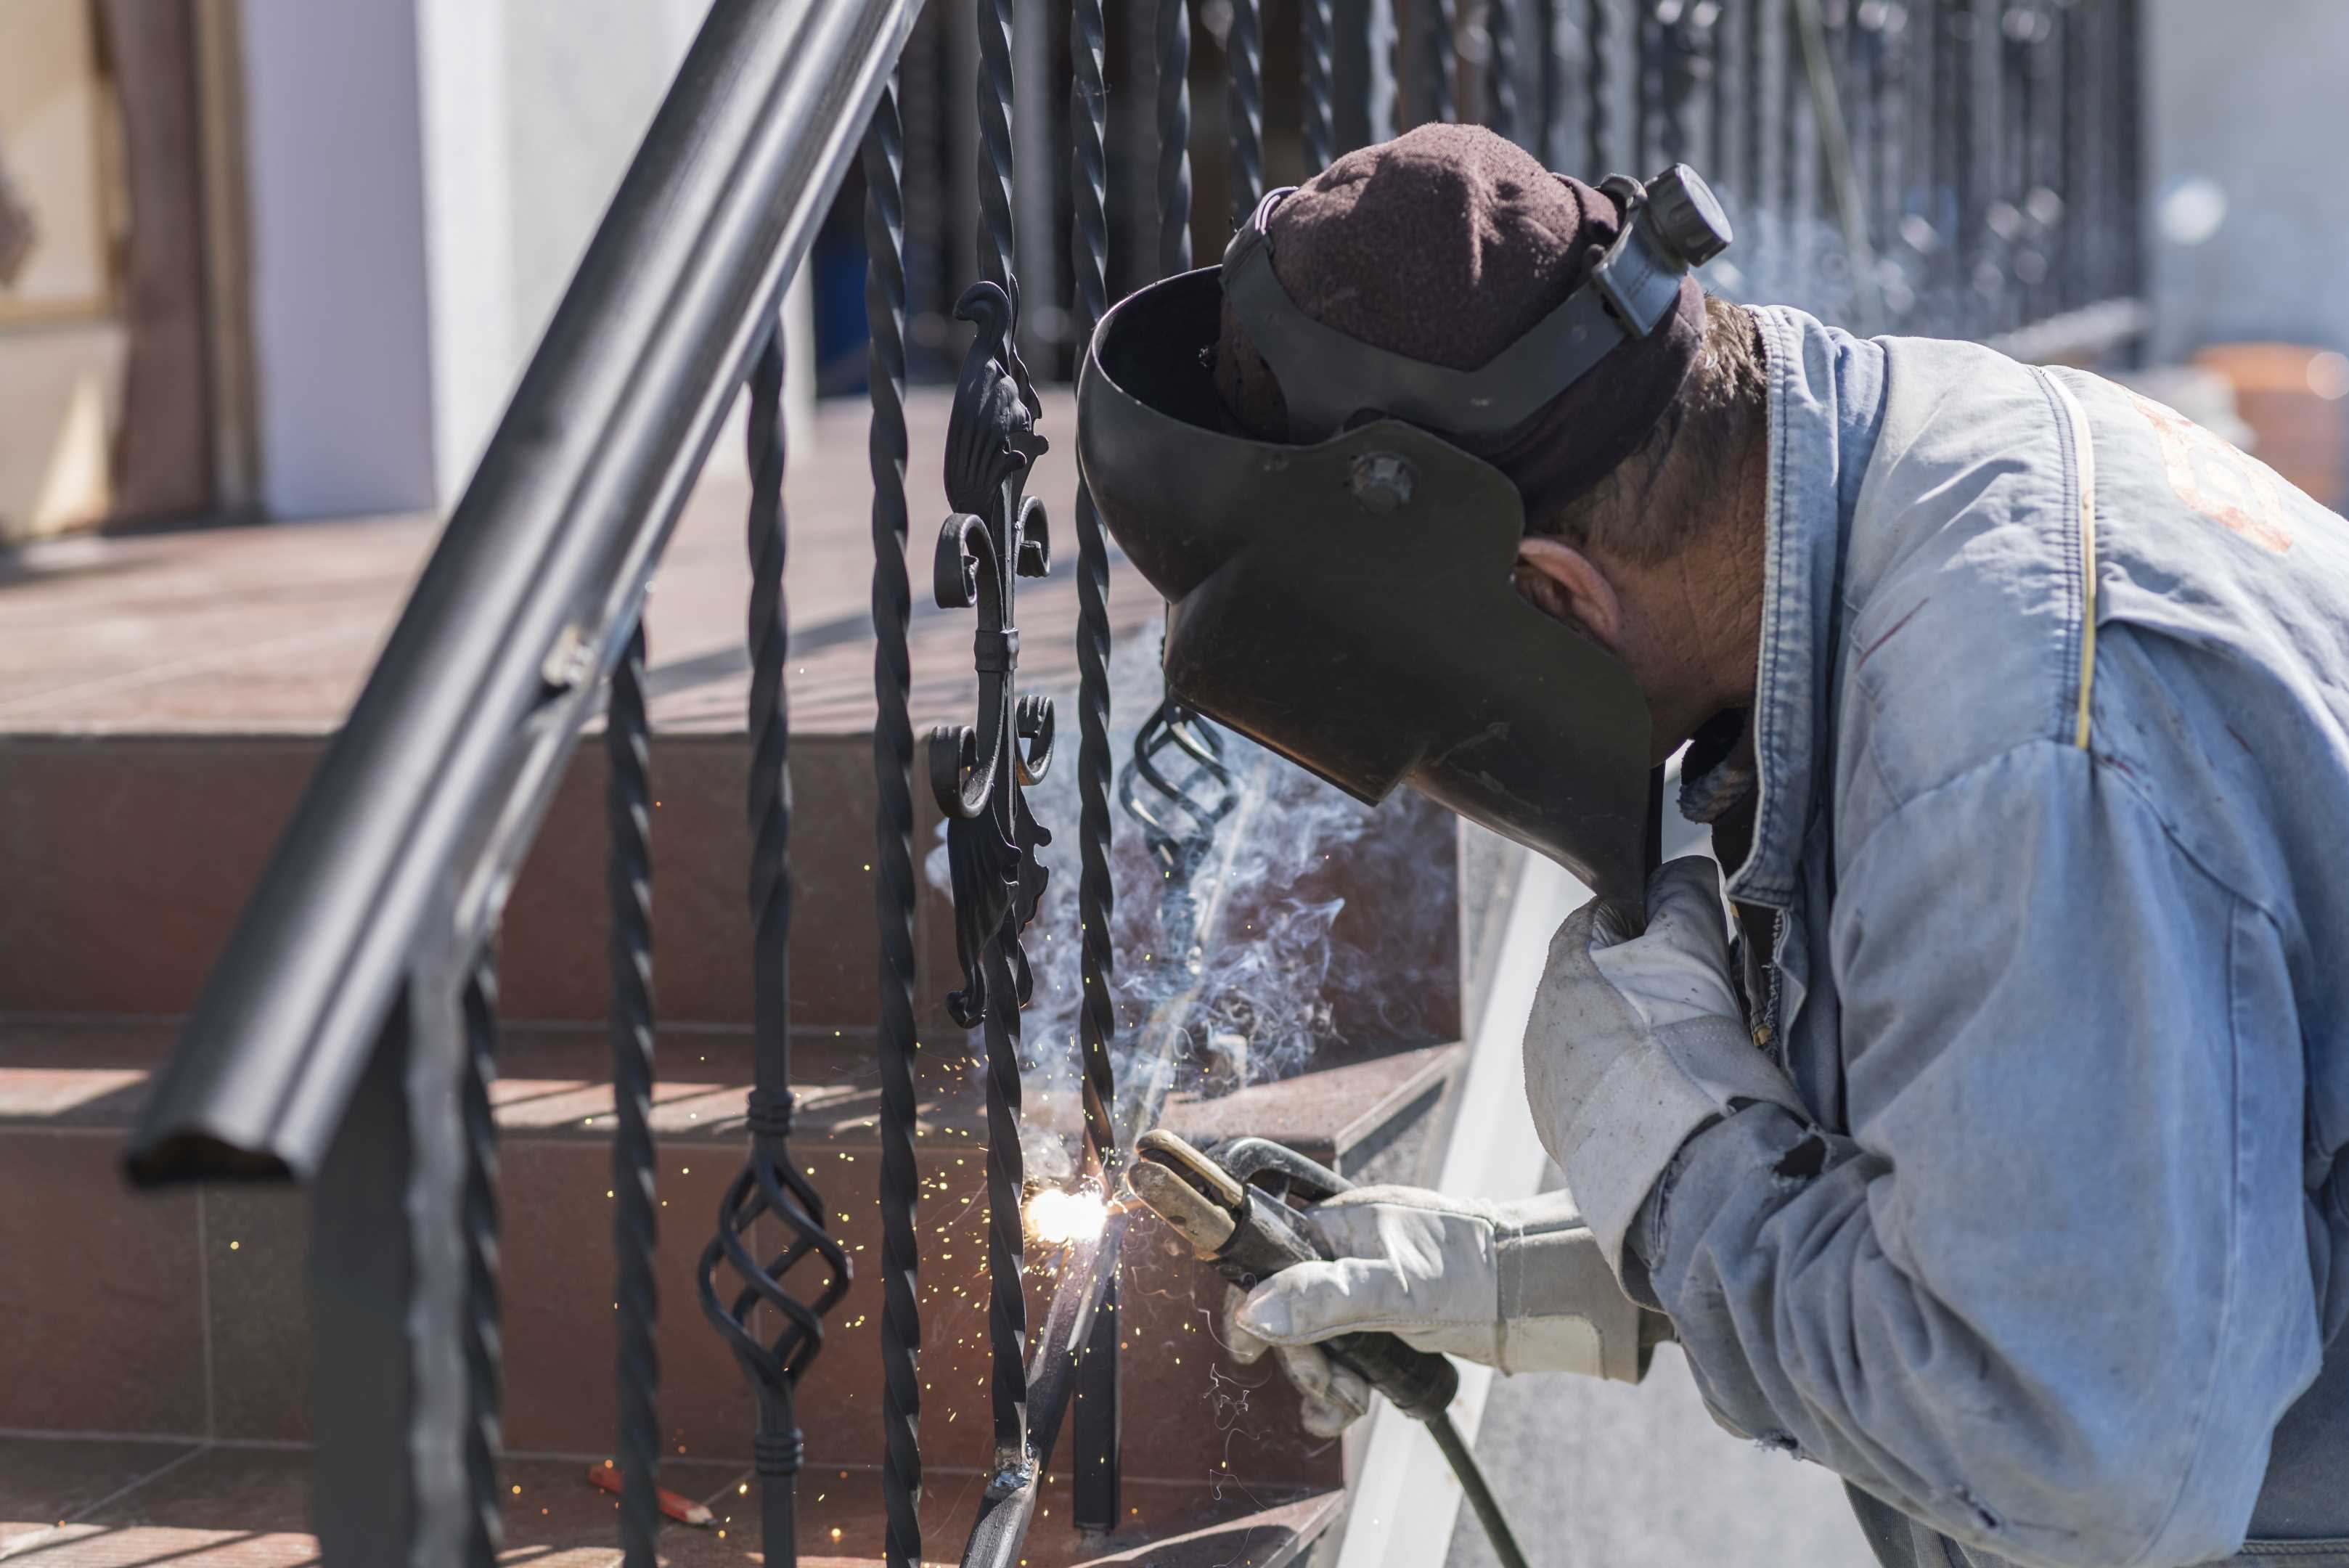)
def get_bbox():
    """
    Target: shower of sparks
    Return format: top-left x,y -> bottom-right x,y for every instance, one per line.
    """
1024,1185 -> 1110,1248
